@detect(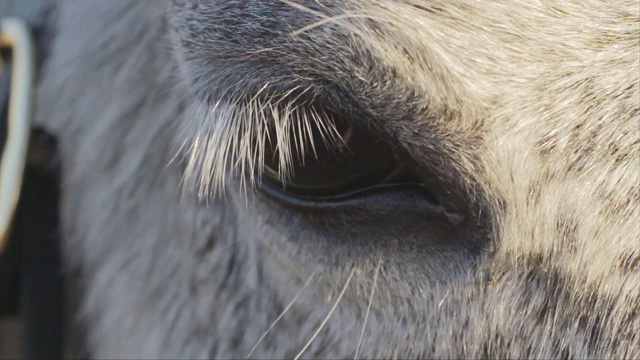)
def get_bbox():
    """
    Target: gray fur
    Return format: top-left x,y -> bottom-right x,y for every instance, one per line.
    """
28,0 -> 640,358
